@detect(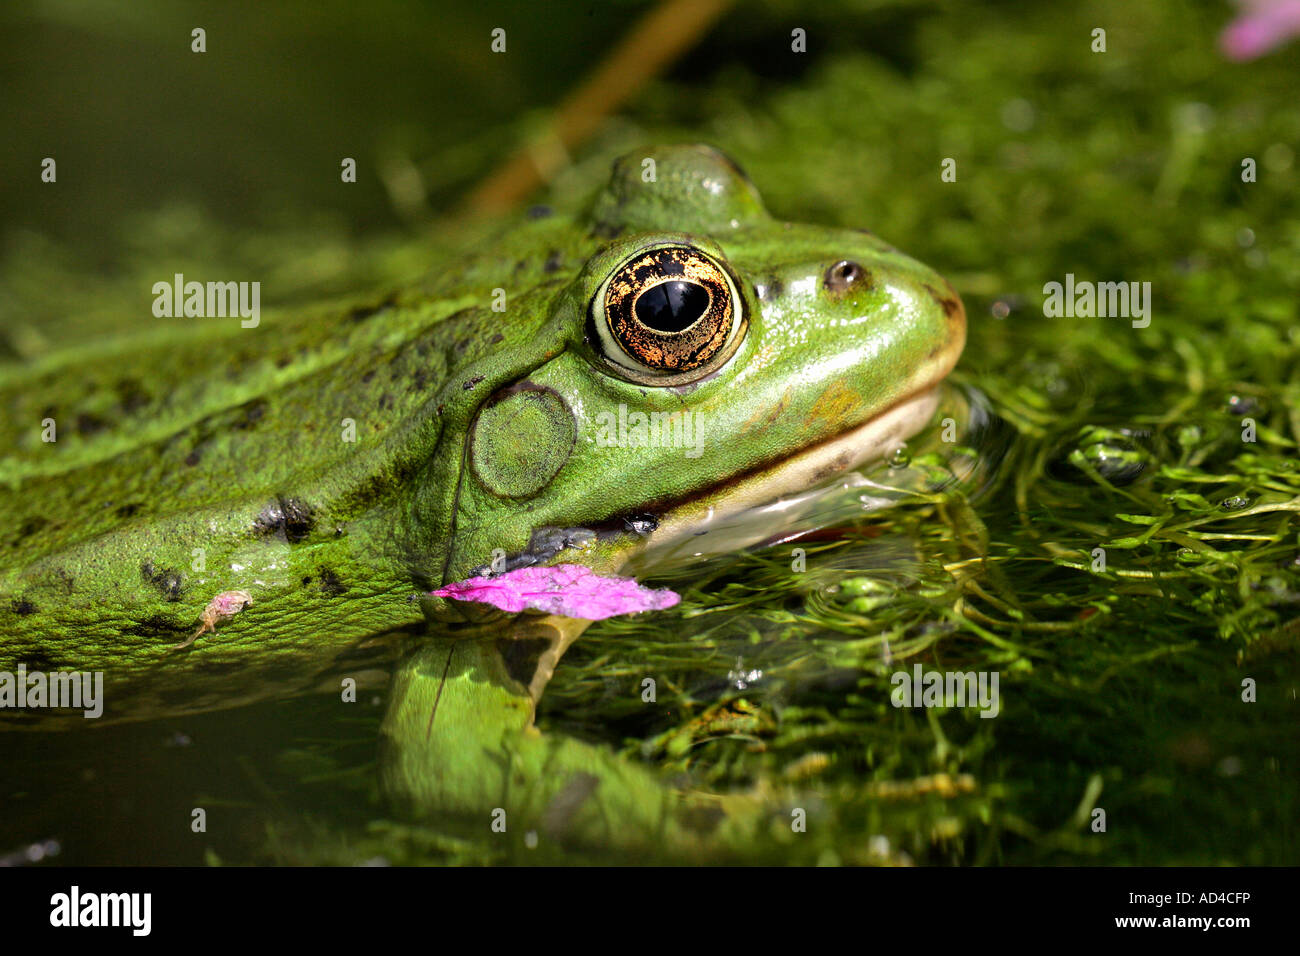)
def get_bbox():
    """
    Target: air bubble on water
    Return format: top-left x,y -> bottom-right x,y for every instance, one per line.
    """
1236,227 -> 1255,248
888,446 -> 911,469
728,657 -> 763,690
524,831 -> 539,849
1220,496 -> 1250,511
